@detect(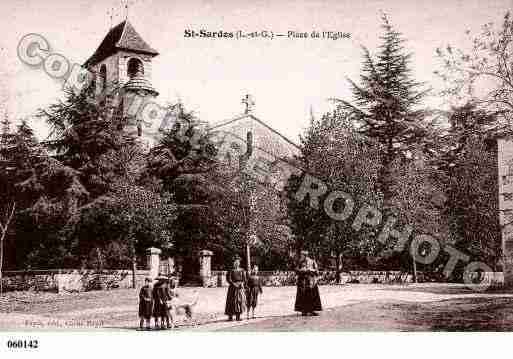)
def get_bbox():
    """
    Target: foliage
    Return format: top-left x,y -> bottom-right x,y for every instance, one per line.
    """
0,119 -> 86,268
383,153 -> 451,272
436,104 -> 501,274
146,105 -> 220,264
76,180 -> 176,269
285,110 -> 382,264
37,83 -> 137,198
333,14 -> 432,205
208,165 -> 294,270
